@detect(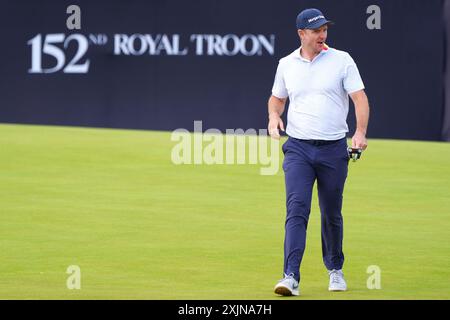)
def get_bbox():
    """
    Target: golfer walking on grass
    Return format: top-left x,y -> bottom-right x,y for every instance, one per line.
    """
268,8 -> 370,296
